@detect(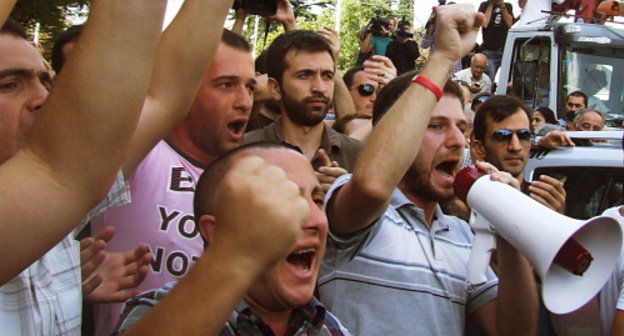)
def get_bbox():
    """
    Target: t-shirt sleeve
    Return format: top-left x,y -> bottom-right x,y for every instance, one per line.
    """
112,283 -> 175,335
478,1 -> 488,13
